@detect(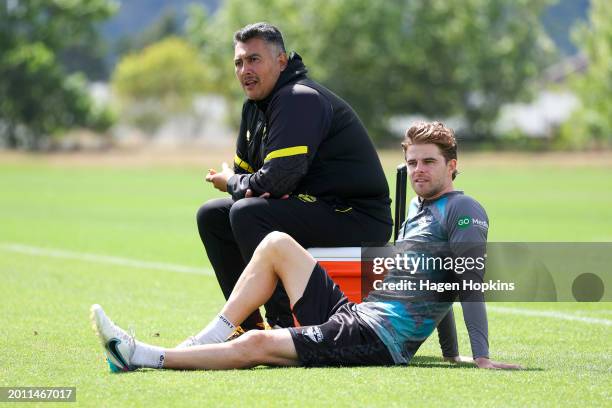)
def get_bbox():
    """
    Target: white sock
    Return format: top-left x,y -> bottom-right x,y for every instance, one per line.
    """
193,314 -> 236,345
132,341 -> 165,369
